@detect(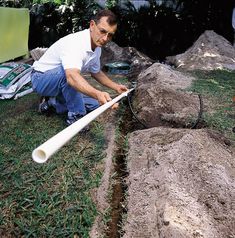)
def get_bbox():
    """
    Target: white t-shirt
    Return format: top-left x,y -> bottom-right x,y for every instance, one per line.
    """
33,29 -> 101,73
